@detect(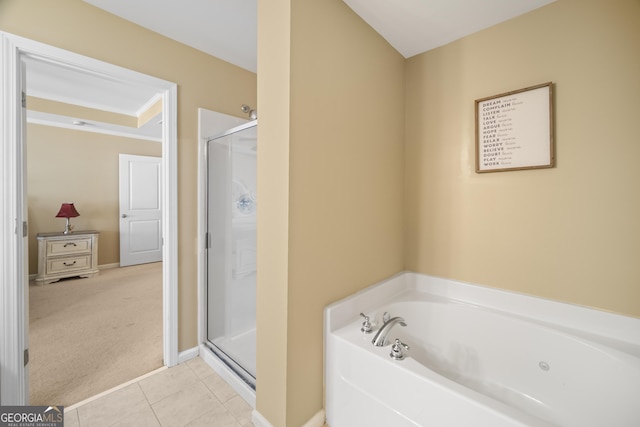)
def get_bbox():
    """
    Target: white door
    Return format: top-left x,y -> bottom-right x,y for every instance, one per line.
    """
119,154 -> 162,267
